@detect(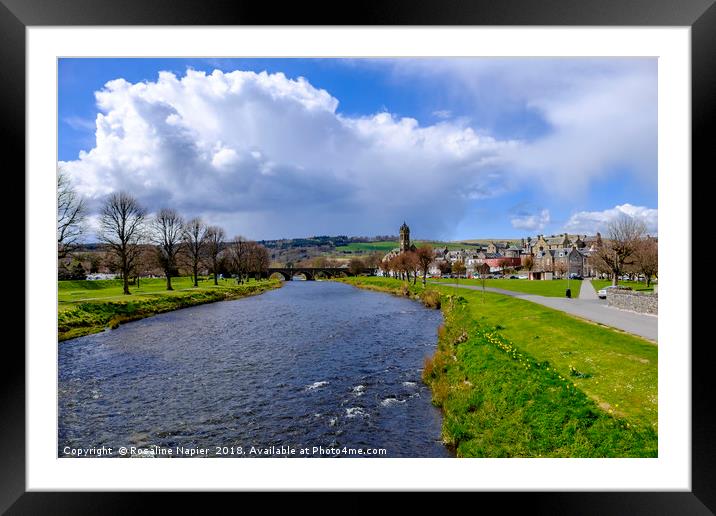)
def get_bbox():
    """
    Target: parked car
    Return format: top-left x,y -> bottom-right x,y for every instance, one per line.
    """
509,275 -> 519,279
569,273 -> 583,280
598,286 -> 615,299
